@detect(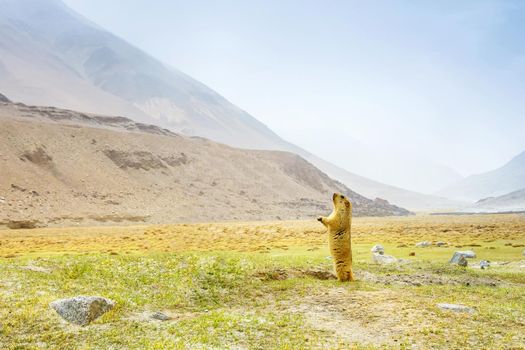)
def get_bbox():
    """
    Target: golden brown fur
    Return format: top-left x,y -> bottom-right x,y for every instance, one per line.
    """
317,193 -> 354,282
